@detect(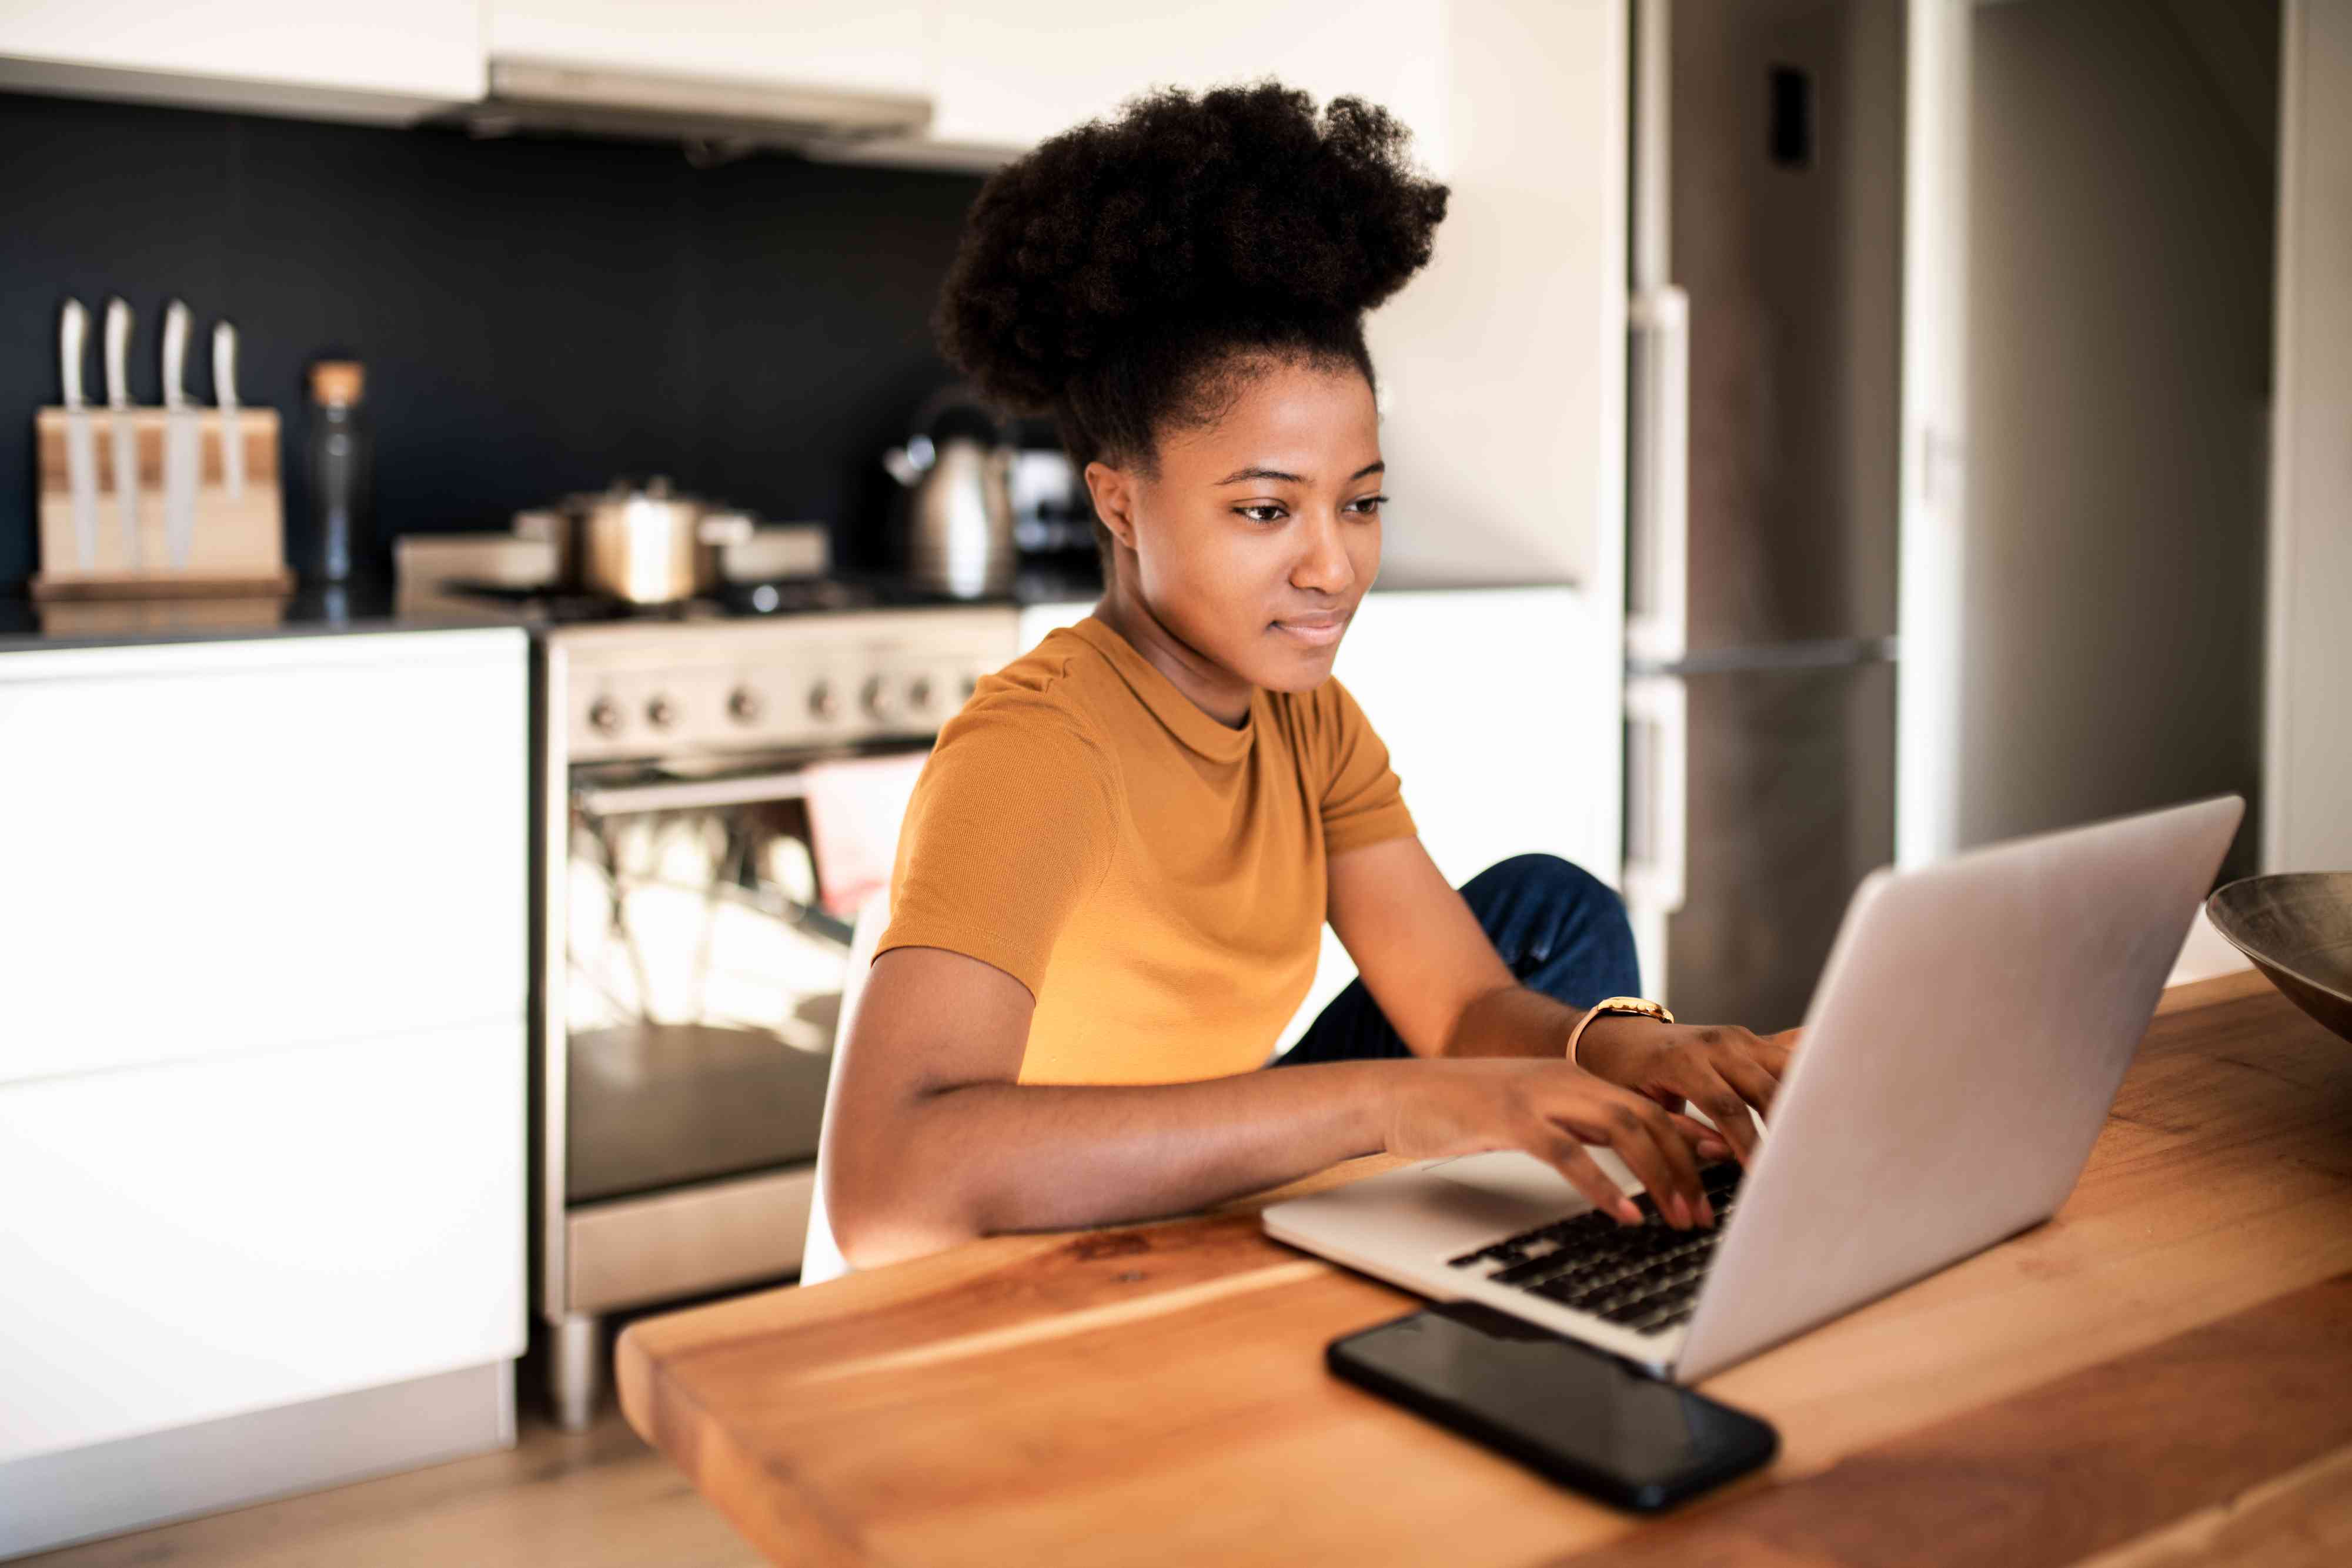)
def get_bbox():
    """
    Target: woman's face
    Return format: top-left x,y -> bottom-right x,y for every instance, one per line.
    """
1087,357 -> 1384,697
